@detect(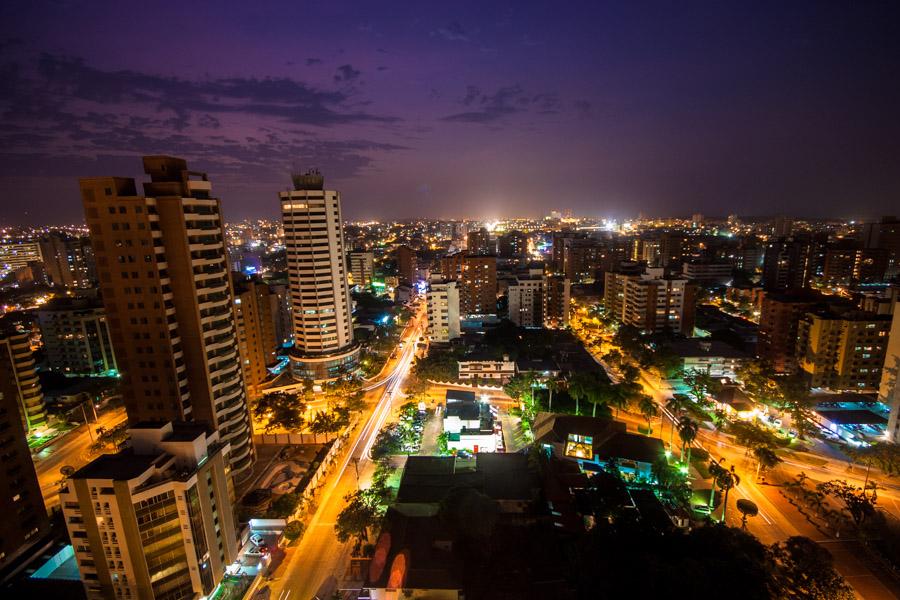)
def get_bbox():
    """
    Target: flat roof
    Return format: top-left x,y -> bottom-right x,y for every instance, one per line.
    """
816,409 -> 887,426
71,449 -> 161,481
